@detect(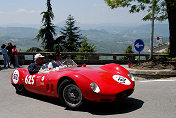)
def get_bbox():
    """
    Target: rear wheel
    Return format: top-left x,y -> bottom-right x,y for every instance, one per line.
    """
59,79 -> 84,109
15,84 -> 26,95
